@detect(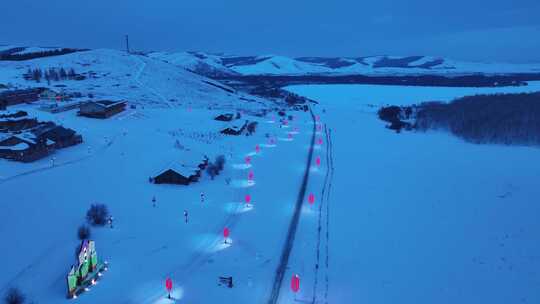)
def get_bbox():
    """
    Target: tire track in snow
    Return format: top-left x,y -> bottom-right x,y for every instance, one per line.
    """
267,109 -> 316,304
135,153 -> 252,303
311,123 -> 331,304
324,128 -> 334,304
134,56 -> 173,108
0,133 -> 120,185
